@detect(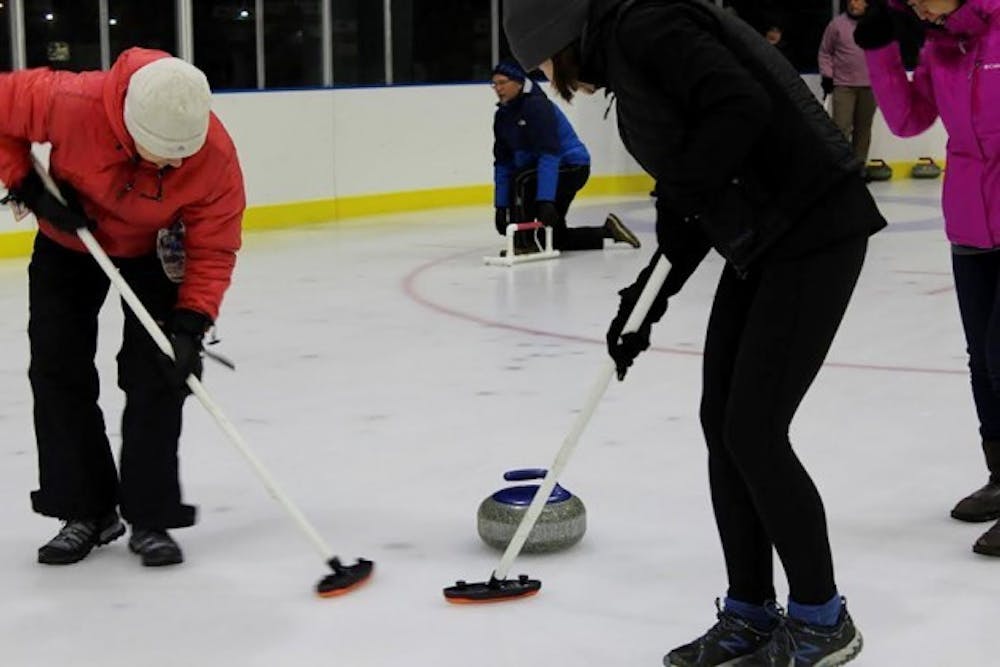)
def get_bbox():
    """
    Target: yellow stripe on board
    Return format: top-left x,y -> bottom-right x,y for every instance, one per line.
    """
241,173 -> 656,231
0,165 -> 941,259
0,230 -> 36,260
